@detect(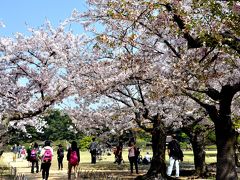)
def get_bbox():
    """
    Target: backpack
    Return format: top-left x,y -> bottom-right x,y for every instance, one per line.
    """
30,149 -> 37,161
69,150 -> 78,166
42,149 -> 52,163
